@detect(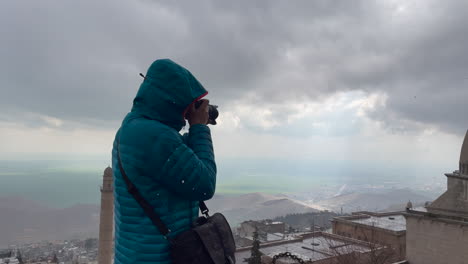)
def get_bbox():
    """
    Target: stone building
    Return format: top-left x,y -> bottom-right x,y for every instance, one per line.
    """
235,231 -> 387,264
236,220 -> 287,247
238,220 -> 286,238
98,167 -> 114,264
404,131 -> 468,264
332,211 -> 406,261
